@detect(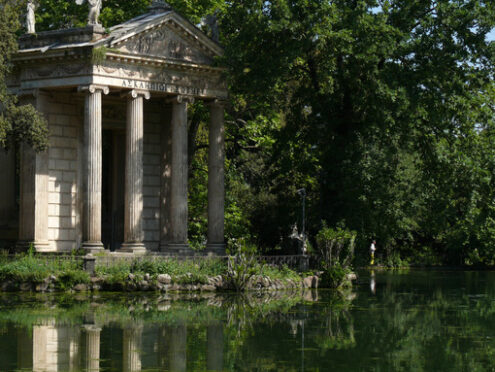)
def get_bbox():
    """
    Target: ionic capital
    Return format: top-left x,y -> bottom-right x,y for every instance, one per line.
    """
122,89 -> 151,100
78,84 -> 110,95
165,95 -> 195,105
